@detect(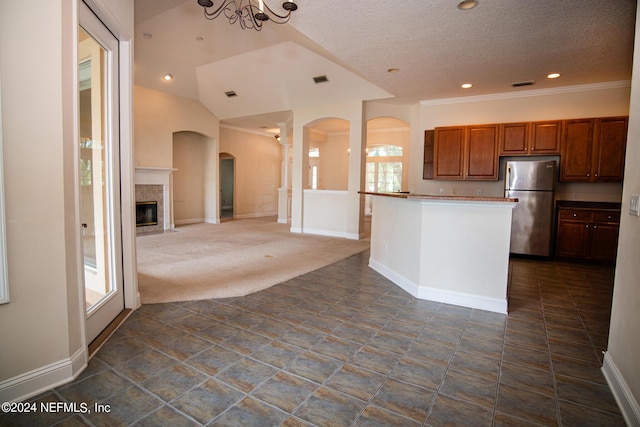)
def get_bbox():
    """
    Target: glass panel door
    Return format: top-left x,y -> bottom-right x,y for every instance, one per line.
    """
79,3 -> 124,343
